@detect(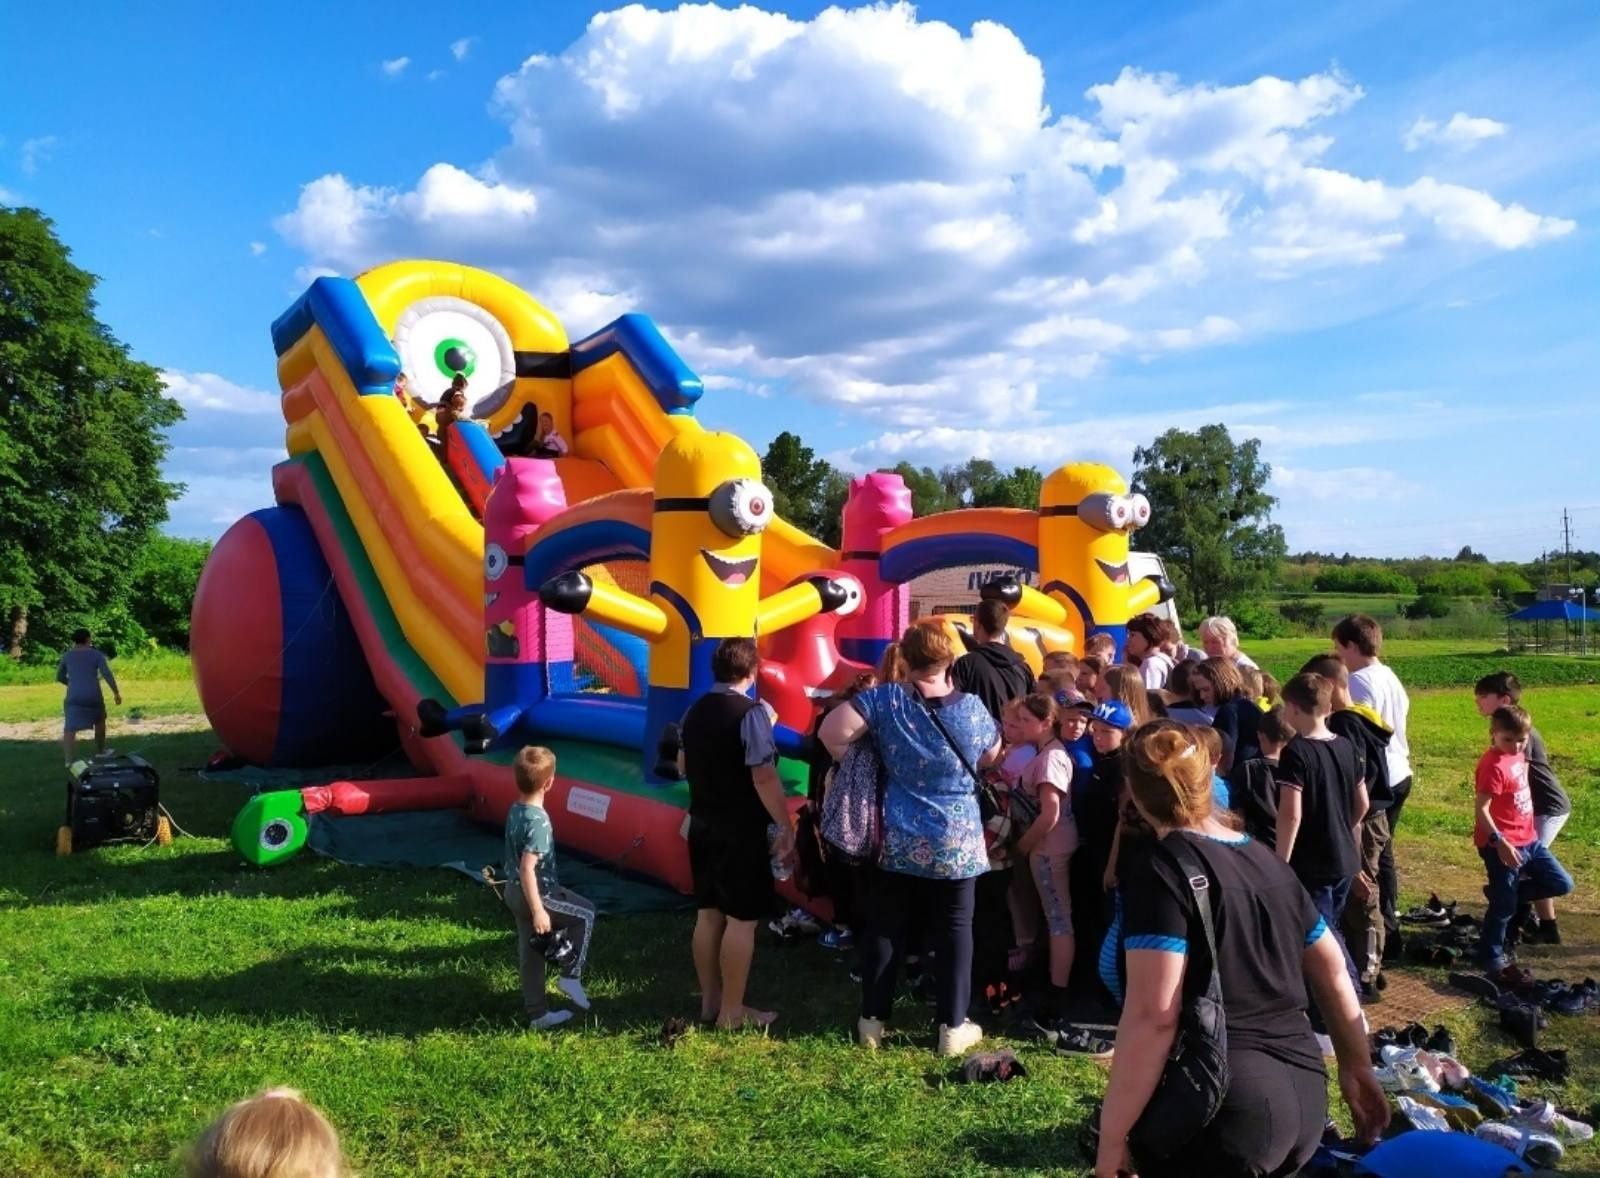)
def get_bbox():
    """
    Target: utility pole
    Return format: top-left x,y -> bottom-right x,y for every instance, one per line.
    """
1563,507 -> 1573,584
